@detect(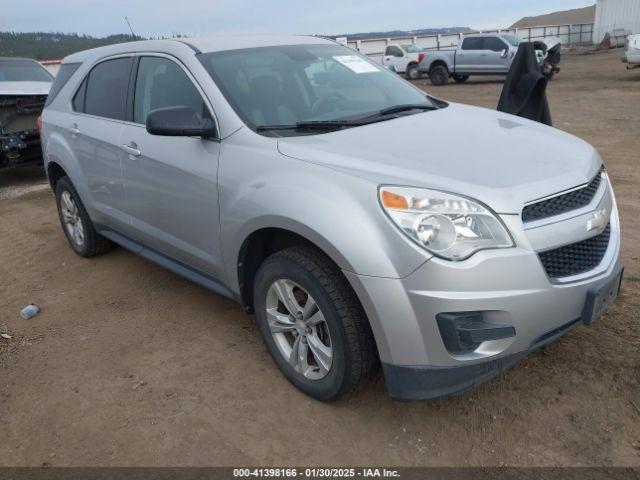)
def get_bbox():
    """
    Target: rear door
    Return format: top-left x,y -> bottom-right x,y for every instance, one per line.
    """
68,56 -> 132,233
482,36 -> 511,73
118,54 -> 224,278
456,37 -> 484,73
